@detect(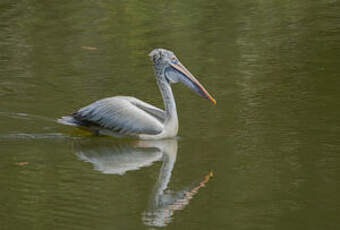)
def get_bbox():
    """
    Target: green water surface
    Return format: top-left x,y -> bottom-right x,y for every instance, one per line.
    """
0,0 -> 339,229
